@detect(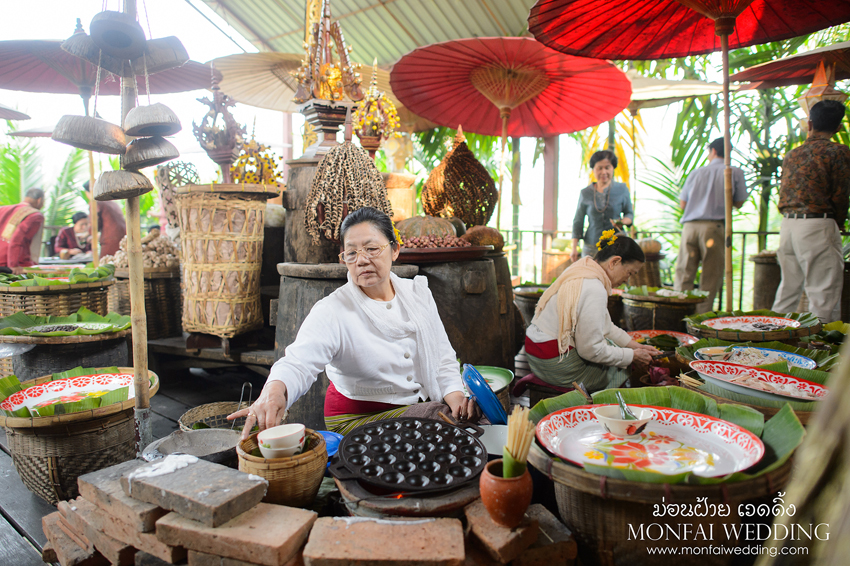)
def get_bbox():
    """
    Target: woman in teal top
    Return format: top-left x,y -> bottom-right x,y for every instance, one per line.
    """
571,150 -> 634,261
